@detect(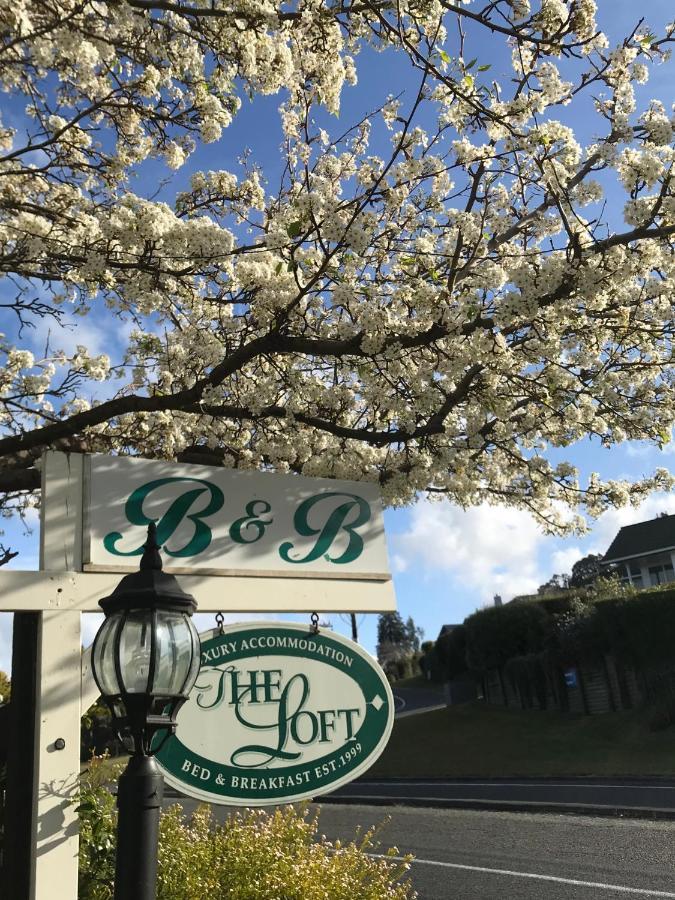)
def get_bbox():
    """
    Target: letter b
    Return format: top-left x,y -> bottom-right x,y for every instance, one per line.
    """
104,477 -> 224,557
